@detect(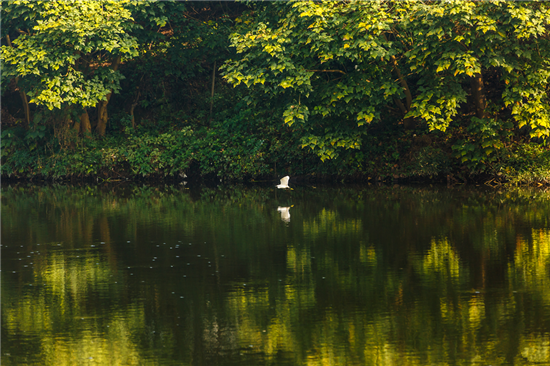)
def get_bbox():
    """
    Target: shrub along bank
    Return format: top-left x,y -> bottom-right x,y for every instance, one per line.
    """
3,115 -> 550,185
